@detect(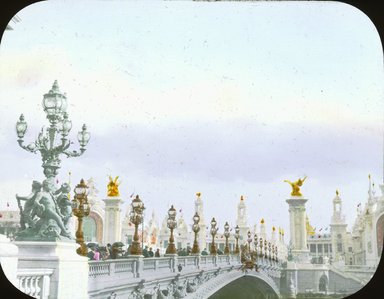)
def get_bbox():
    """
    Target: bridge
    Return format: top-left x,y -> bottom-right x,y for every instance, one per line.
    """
4,236 -> 372,299
87,254 -> 281,299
